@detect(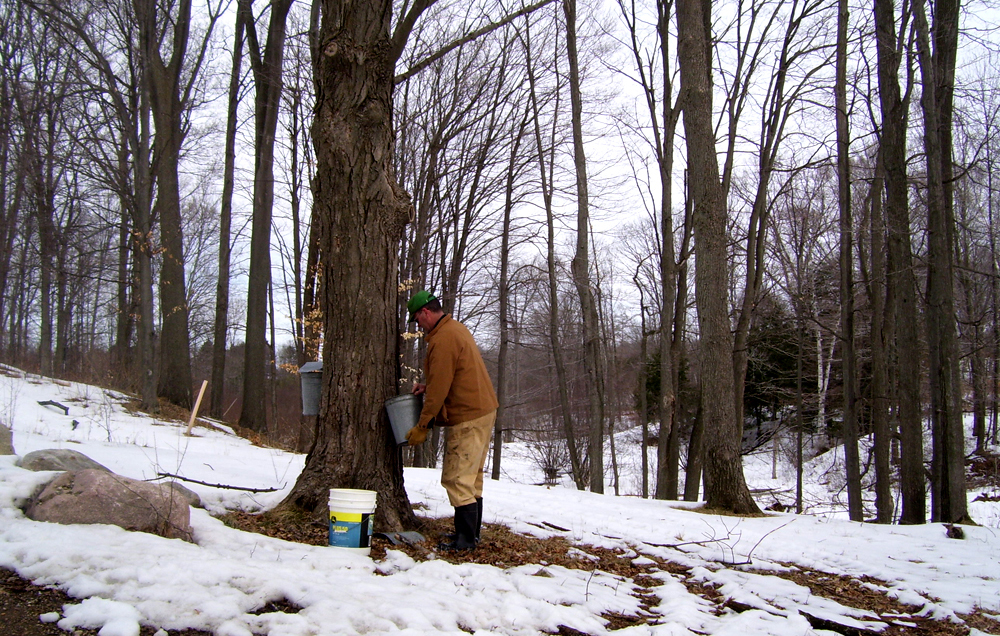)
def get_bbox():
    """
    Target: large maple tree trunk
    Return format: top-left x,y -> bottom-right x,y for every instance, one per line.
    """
281,0 -> 420,531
